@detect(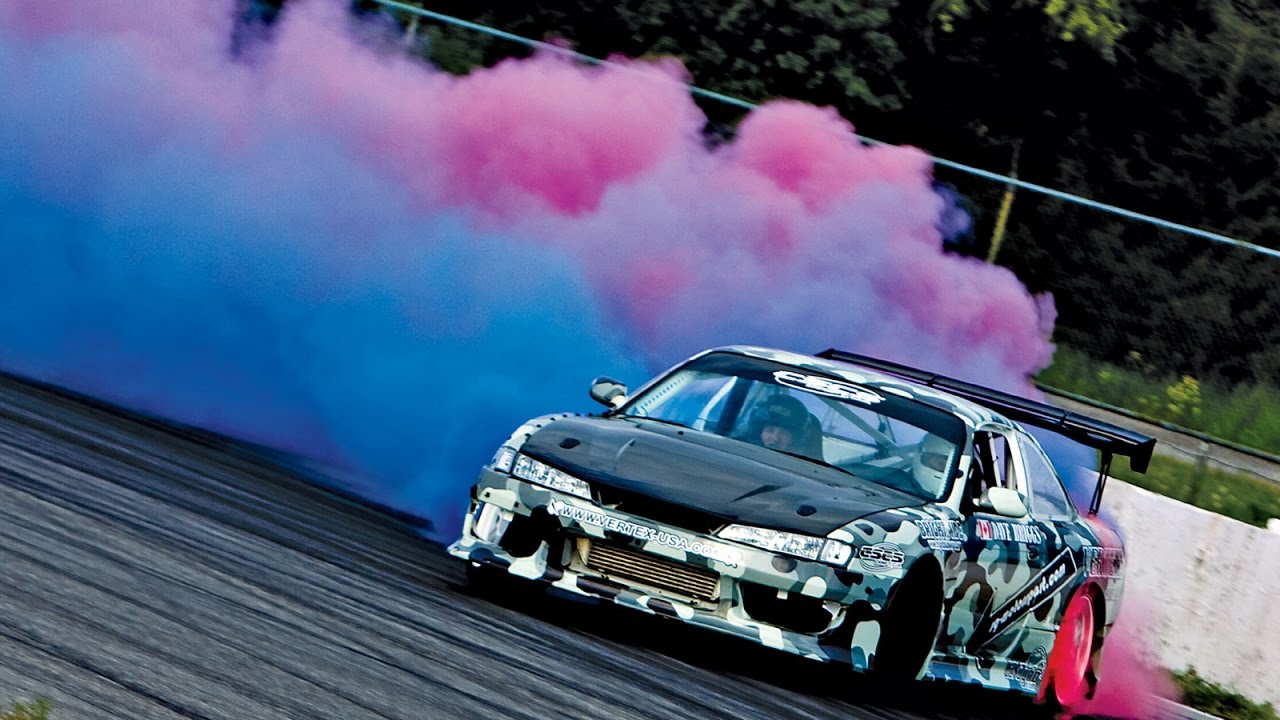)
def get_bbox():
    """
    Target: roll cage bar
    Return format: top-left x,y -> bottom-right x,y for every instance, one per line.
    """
816,348 -> 1157,515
